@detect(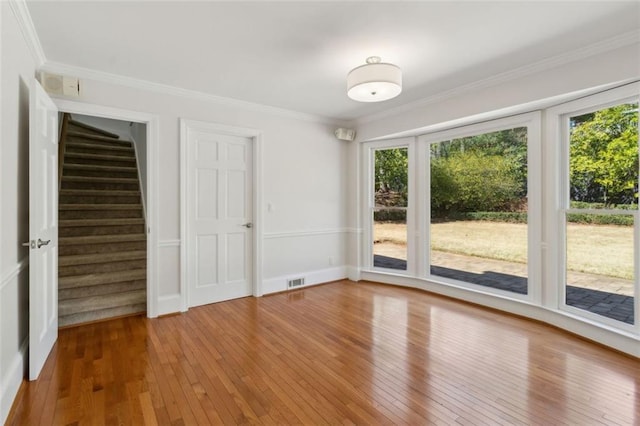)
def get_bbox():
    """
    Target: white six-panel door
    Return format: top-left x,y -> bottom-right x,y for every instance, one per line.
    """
186,129 -> 253,307
28,80 -> 59,380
